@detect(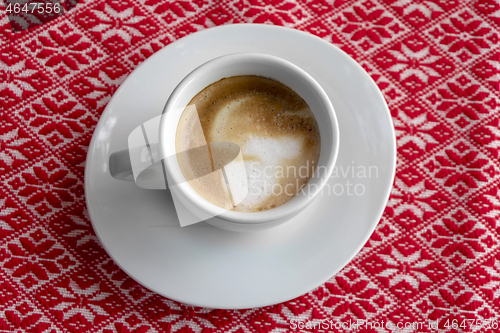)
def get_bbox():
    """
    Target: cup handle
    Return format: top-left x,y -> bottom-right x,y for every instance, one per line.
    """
109,149 -> 134,181
109,142 -> 167,190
